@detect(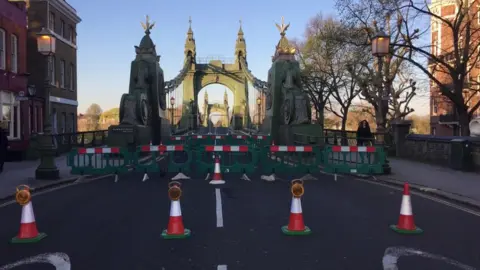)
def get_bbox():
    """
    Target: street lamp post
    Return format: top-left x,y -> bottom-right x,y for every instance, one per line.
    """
35,28 -> 59,180
170,96 -> 175,128
371,27 -> 392,174
28,85 -> 36,133
371,28 -> 390,145
256,97 -> 261,130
